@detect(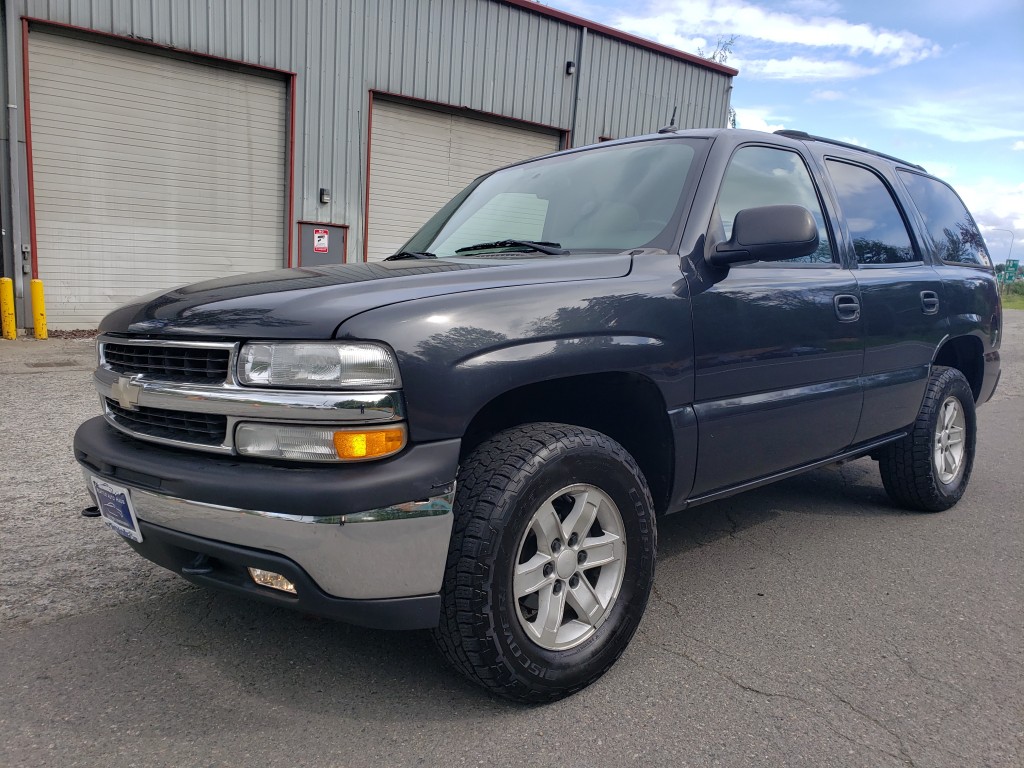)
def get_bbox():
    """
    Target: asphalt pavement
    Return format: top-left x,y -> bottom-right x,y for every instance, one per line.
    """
1,317 -> 1021,768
